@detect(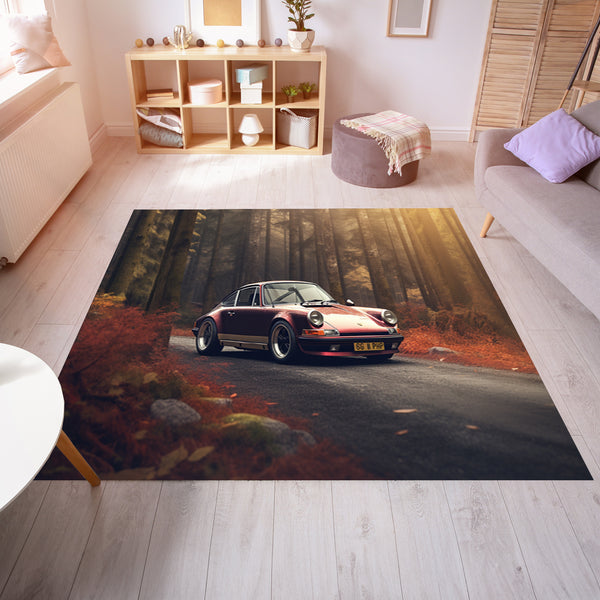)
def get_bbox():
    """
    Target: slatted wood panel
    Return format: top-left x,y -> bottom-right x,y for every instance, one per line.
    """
494,0 -> 546,30
471,0 -> 600,140
477,34 -> 537,128
524,34 -> 586,123
525,0 -> 599,122
470,0 -> 546,140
